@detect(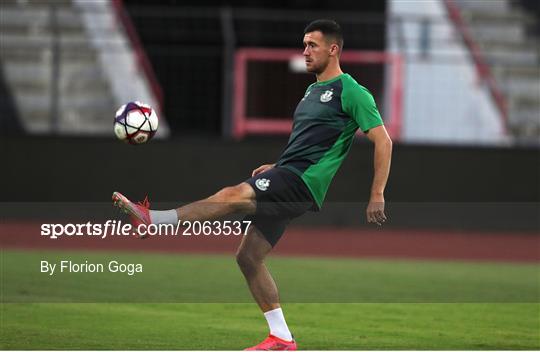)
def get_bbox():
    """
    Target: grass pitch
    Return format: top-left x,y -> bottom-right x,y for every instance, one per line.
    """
1,249 -> 539,349
2,303 -> 538,349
